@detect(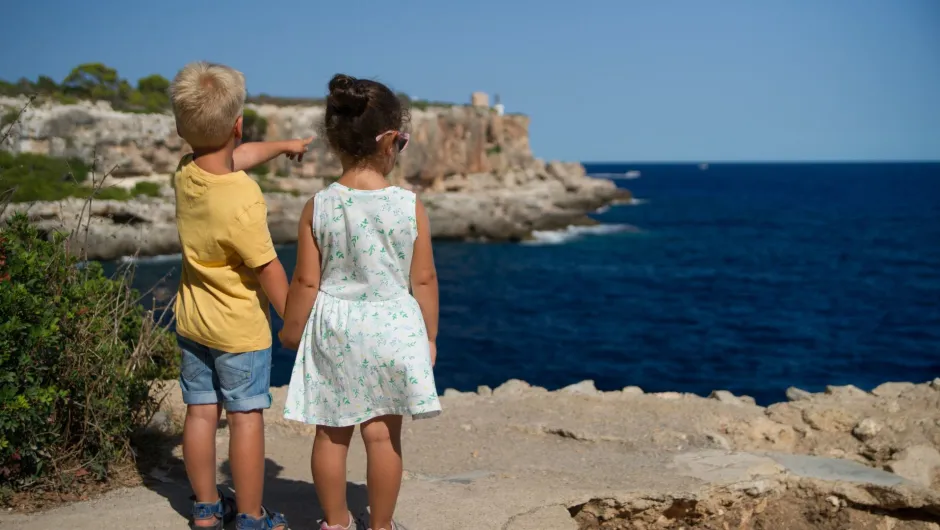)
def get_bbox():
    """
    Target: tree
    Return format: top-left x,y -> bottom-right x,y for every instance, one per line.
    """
35,75 -> 58,95
137,74 -> 170,95
62,63 -> 120,100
